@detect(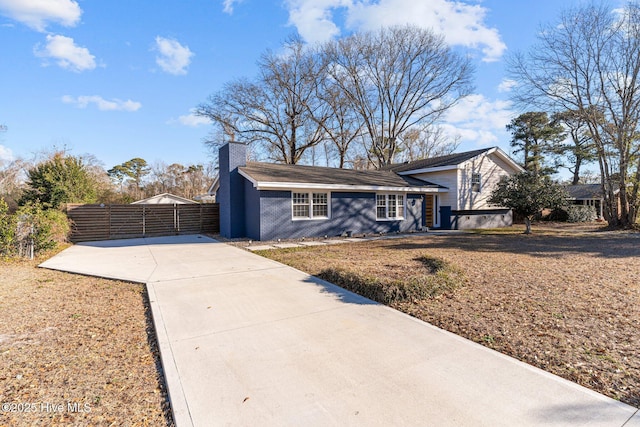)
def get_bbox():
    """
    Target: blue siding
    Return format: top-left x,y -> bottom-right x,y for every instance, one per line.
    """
219,143 -> 247,238
256,190 -> 423,241
244,179 -> 261,239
